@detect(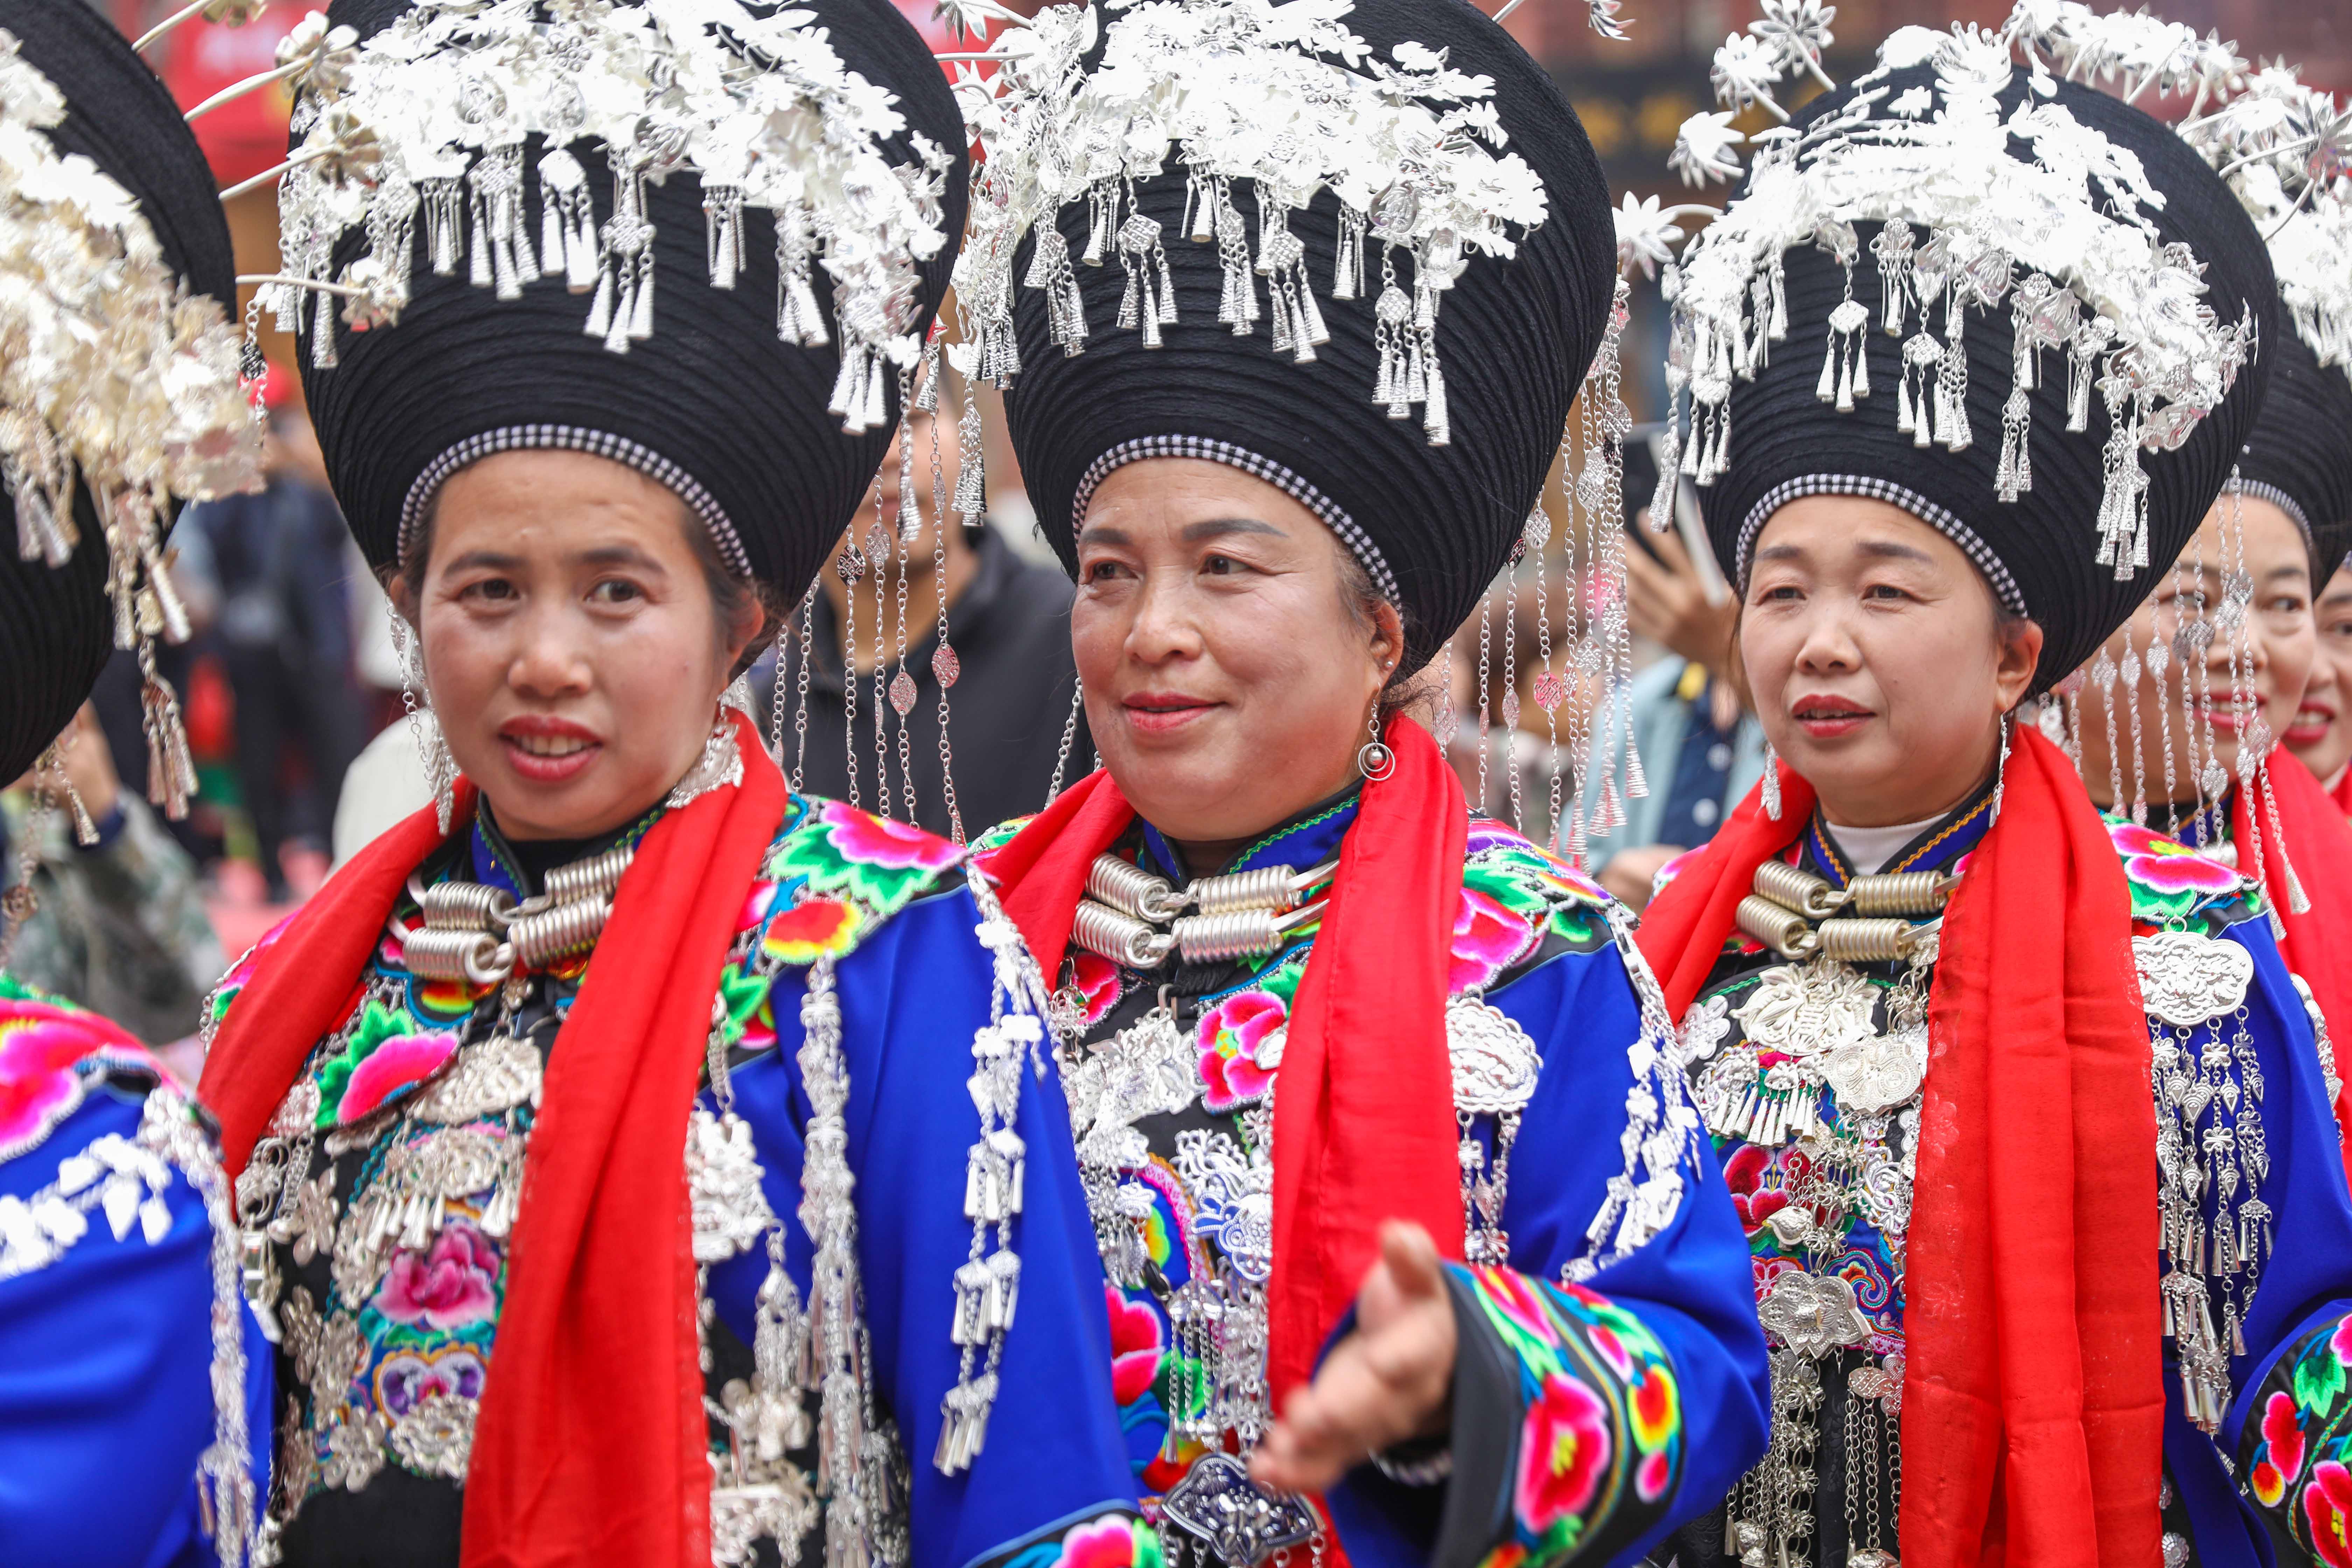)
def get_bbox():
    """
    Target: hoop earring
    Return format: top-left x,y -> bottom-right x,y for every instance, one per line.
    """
1357,706 -> 1396,782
